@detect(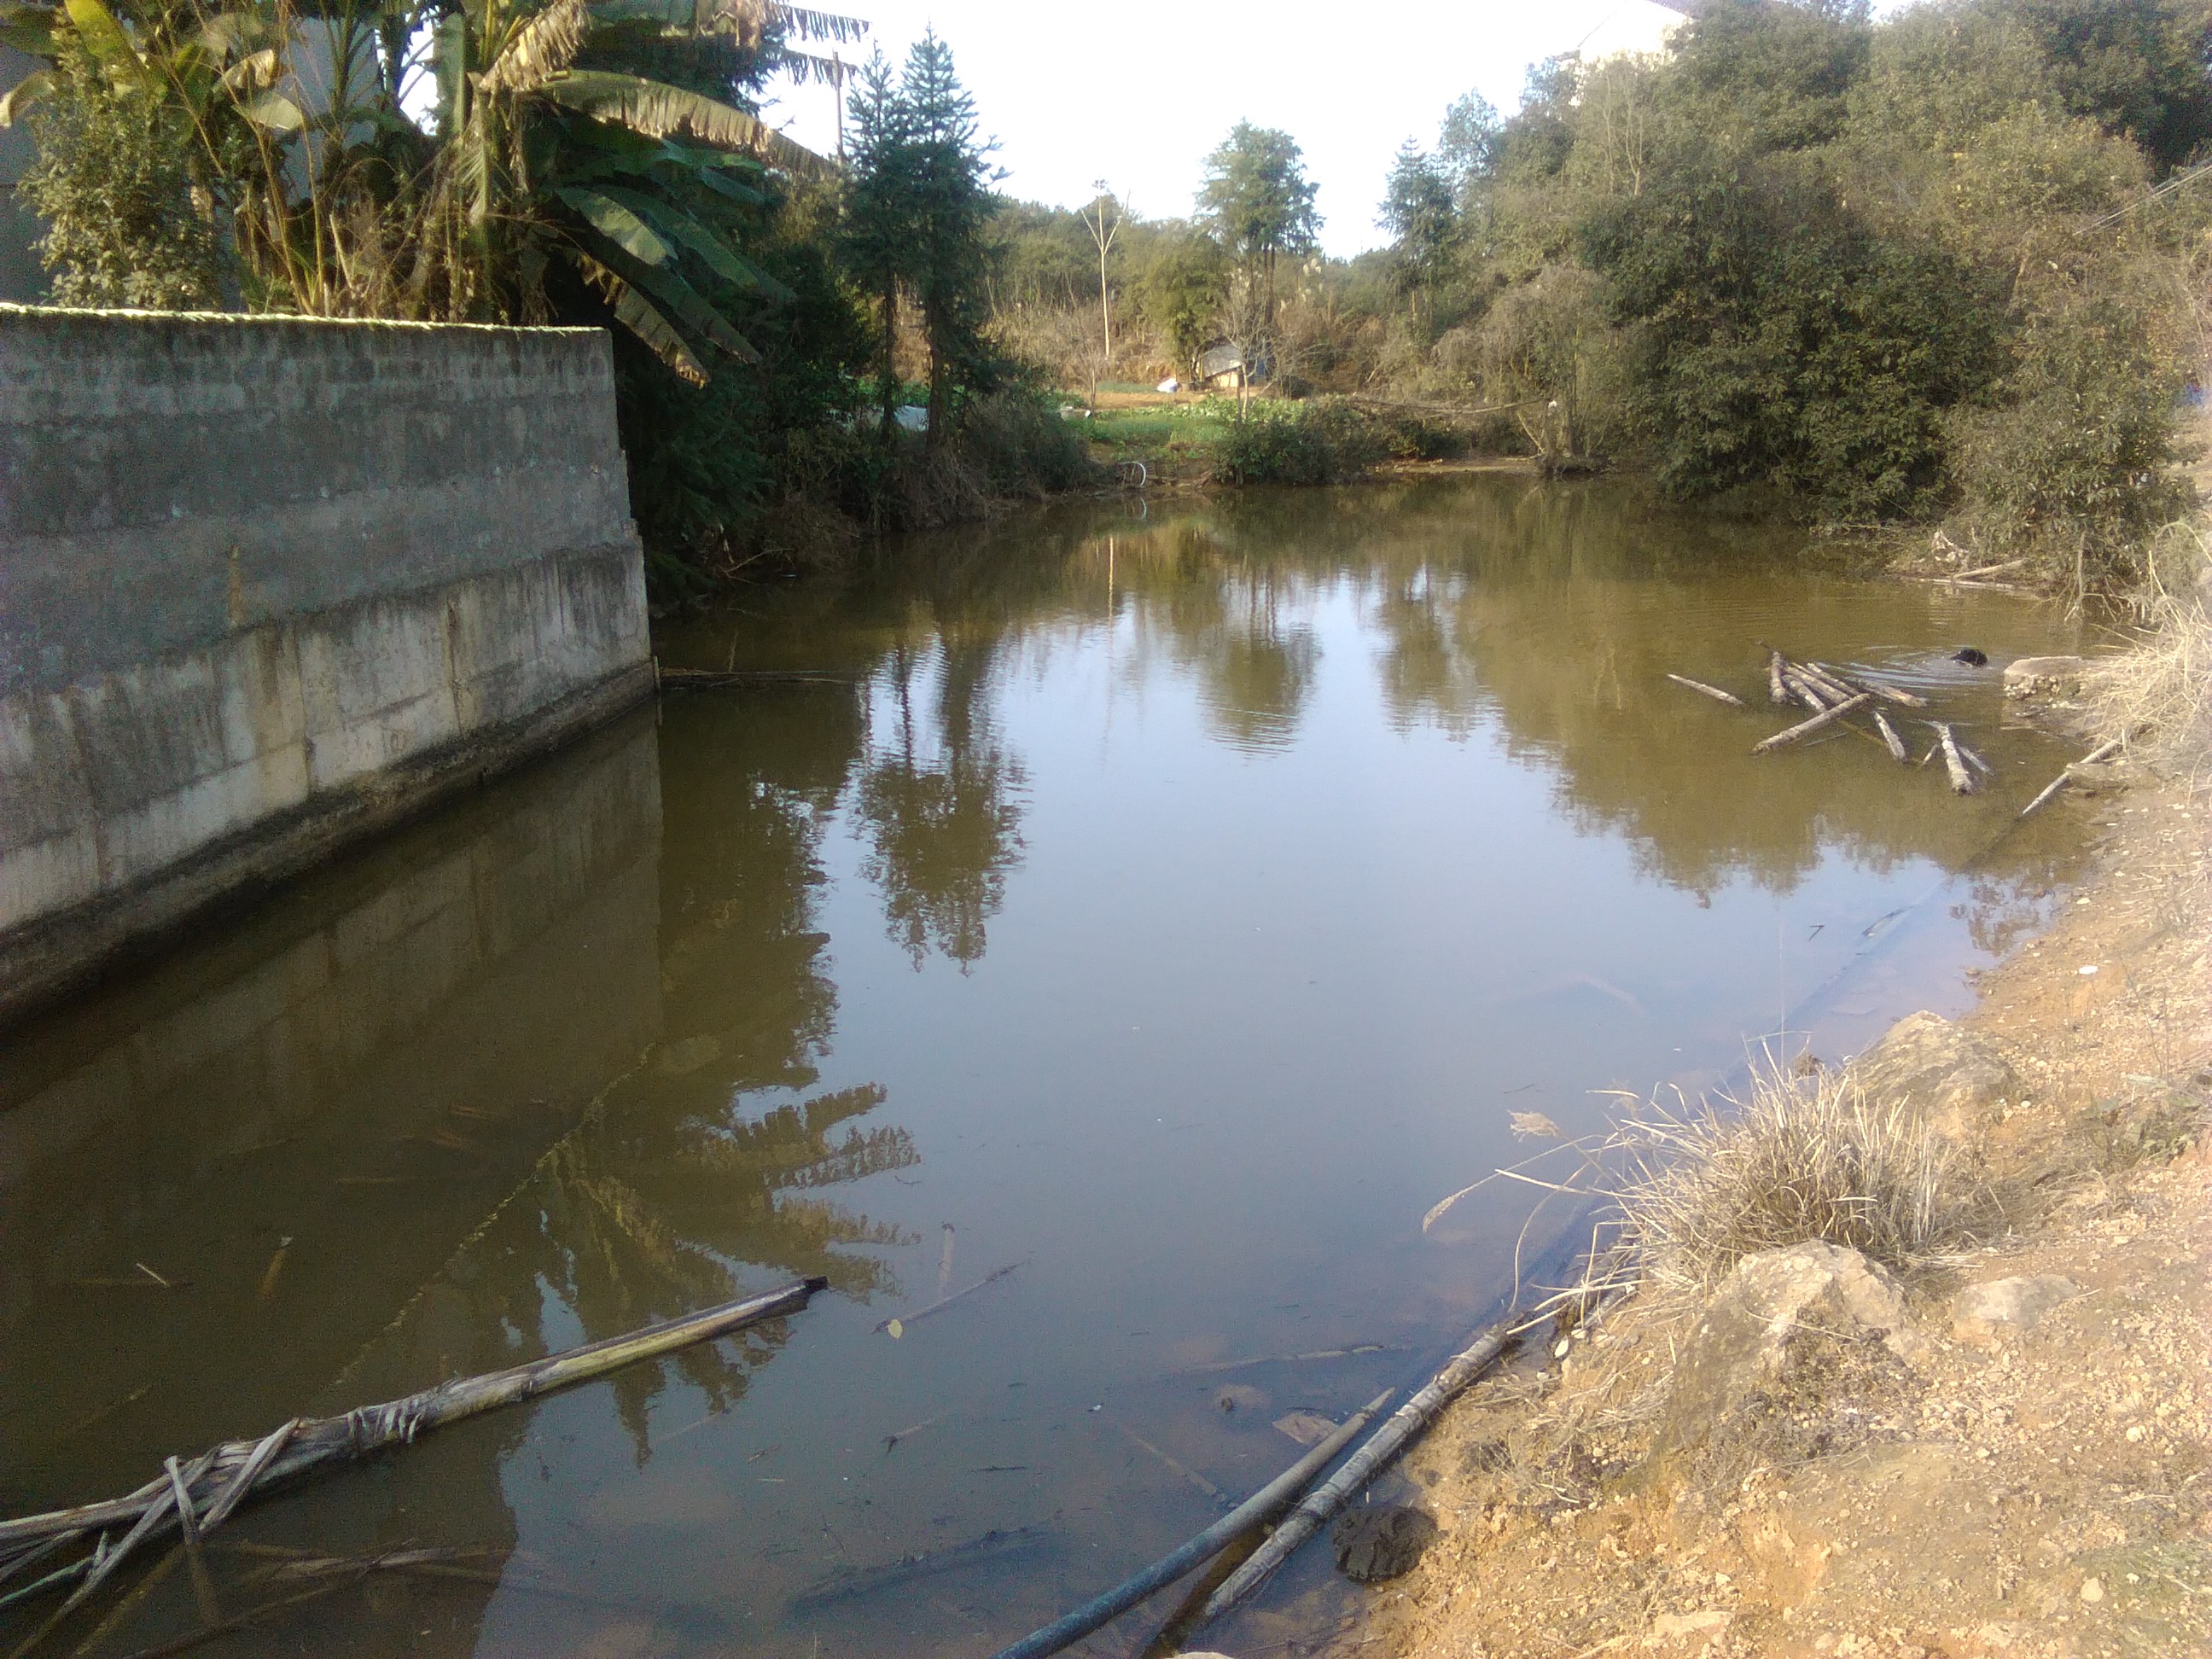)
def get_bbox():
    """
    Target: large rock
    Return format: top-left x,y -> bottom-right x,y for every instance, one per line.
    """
1848,1010 -> 2020,1142
1329,1505 -> 1439,1583
1951,1274 -> 2079,1349
1661,1242 -> 1918,1458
